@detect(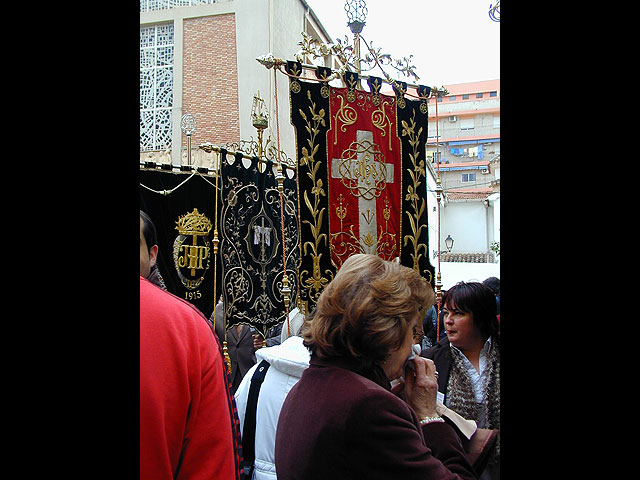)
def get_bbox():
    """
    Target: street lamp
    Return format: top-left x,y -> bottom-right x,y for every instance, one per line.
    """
445,235 -> 454,253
